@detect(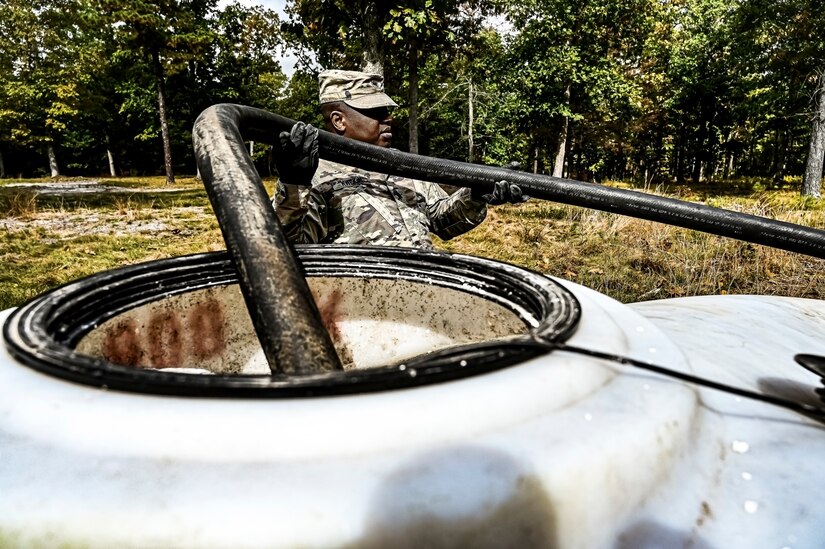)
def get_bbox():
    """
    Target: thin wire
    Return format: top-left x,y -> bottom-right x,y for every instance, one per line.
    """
554,343 -> 825,418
